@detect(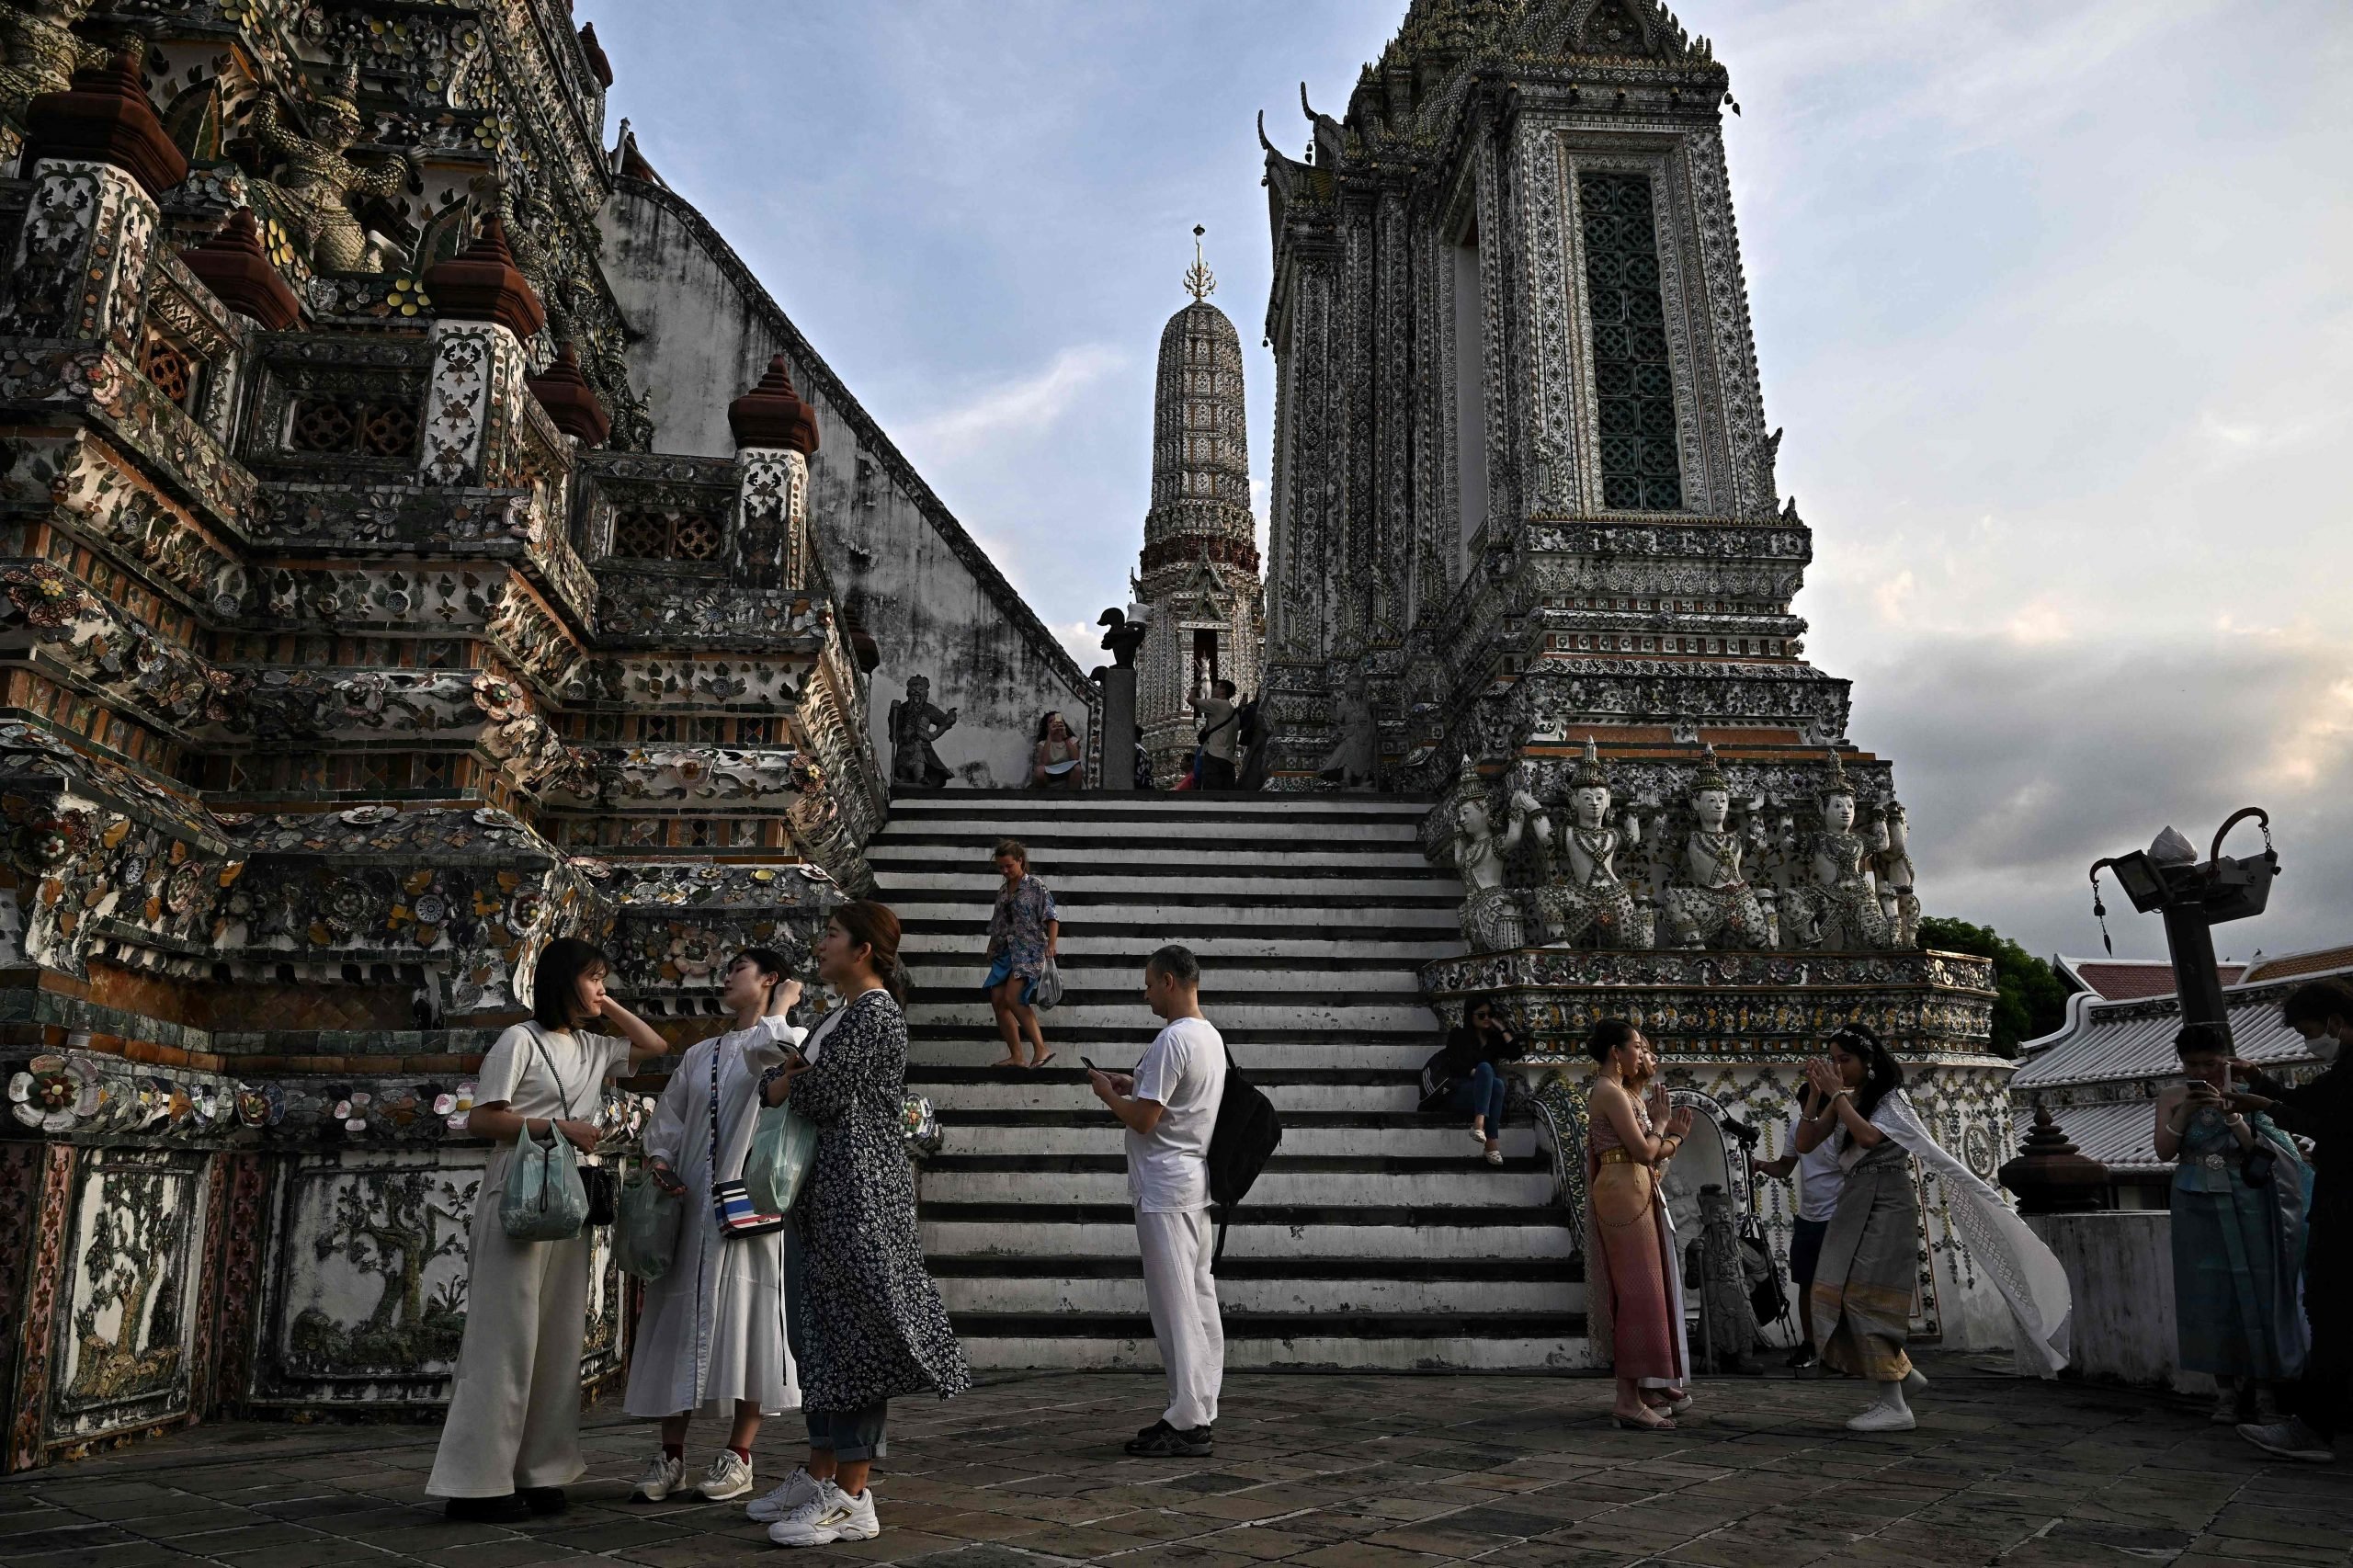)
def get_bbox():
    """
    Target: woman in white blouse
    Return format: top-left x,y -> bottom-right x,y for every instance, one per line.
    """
428,937 -> 670,1520
627,949 -> 808,1504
